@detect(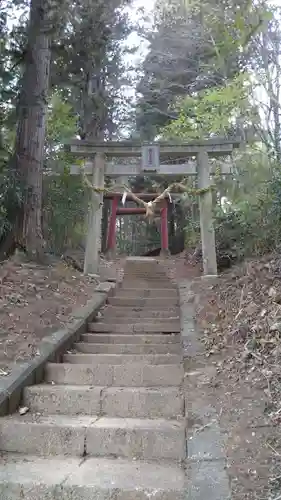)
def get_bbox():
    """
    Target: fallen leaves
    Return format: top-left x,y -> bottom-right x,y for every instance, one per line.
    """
0,254 -> 124,375
193,251 -> 281,427
19,407 -> 29,416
